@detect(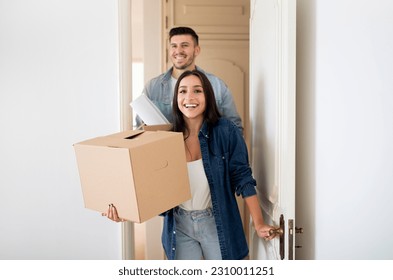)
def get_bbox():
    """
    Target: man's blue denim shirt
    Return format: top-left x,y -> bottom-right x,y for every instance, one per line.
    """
138,66 -> 243,131
161,118 -> 257,260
